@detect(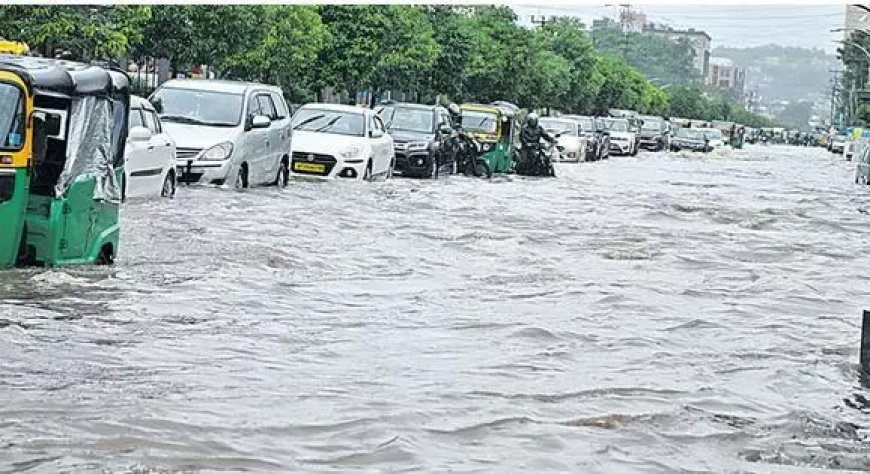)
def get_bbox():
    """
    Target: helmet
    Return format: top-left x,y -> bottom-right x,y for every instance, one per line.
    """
448,103 -> 461,117
527,112 -> 539,127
